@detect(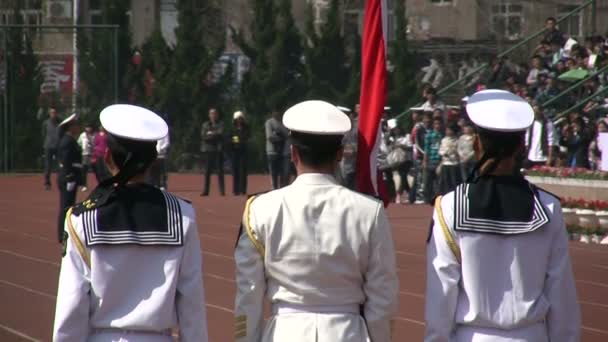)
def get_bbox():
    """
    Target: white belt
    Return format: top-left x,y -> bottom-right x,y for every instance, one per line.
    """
272,302 -> 360,315
90,328 -> 172,336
